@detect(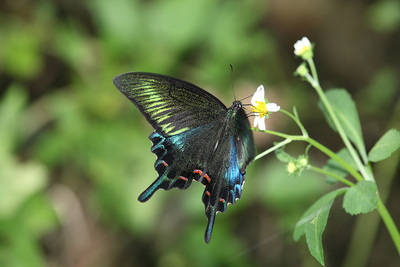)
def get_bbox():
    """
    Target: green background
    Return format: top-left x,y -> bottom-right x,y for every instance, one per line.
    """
0,0 -> 399,266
